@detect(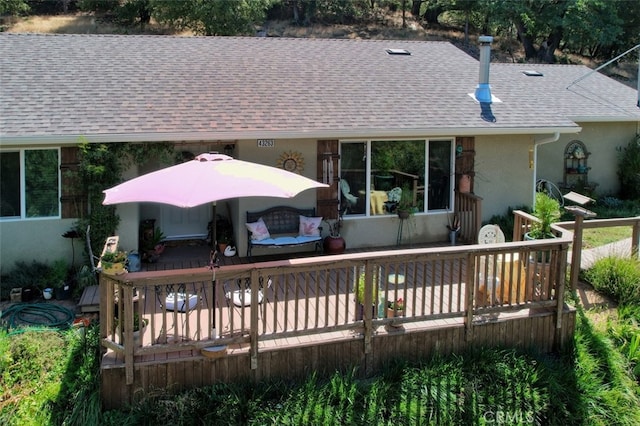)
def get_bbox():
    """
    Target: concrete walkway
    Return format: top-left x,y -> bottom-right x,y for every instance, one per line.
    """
573,237 -> 635,269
